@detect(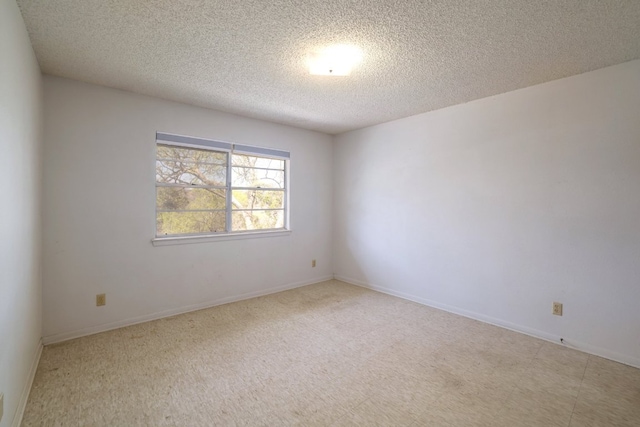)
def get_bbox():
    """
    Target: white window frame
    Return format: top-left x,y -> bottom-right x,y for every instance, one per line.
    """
152,132 -> 291,246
